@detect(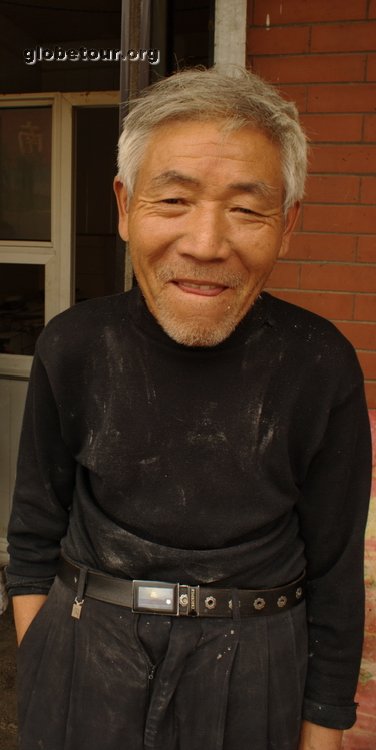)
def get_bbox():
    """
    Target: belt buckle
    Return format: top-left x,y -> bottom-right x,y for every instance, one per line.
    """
132,580 -> 179,615
178,584 -> 200,616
